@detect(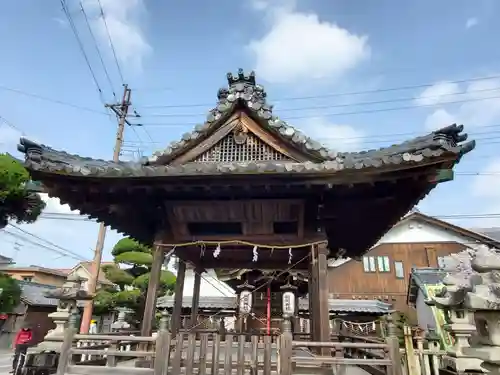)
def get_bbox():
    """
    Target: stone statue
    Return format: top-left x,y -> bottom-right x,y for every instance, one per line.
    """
460,244 -> 500,373
429,246 -> 491,373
